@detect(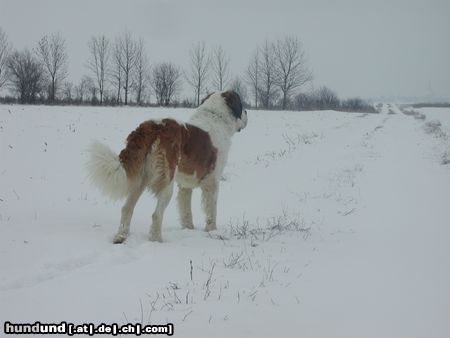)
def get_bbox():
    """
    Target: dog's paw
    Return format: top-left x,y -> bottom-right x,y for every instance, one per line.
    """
113,233 -> 127,244
149,233 -> 163,242
204,224 -> 217,232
